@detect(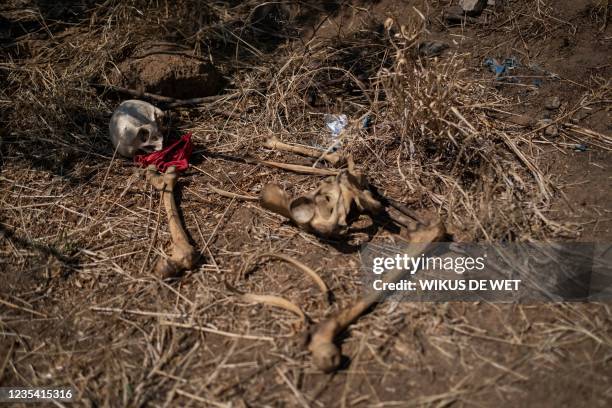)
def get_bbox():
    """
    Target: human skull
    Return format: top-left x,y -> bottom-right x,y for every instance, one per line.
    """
109,99 -> 164,158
